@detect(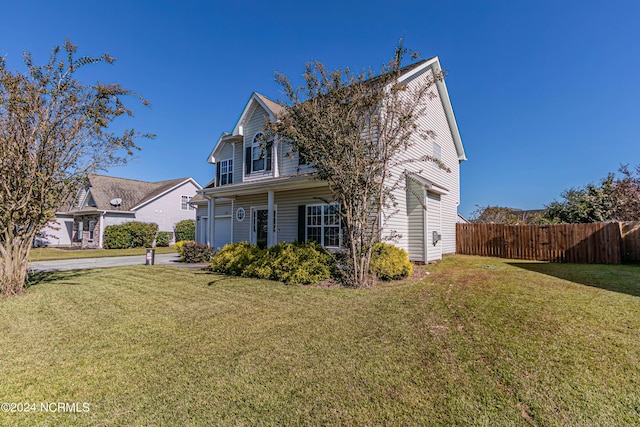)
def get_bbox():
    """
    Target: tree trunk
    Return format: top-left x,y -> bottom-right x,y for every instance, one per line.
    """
0,237 -> 32,297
